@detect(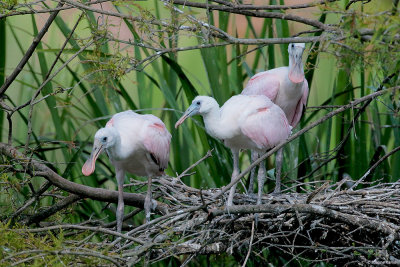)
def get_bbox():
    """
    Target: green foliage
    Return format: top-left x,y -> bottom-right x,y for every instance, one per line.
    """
1,0 -> 399,265
0,222 -> 119,266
